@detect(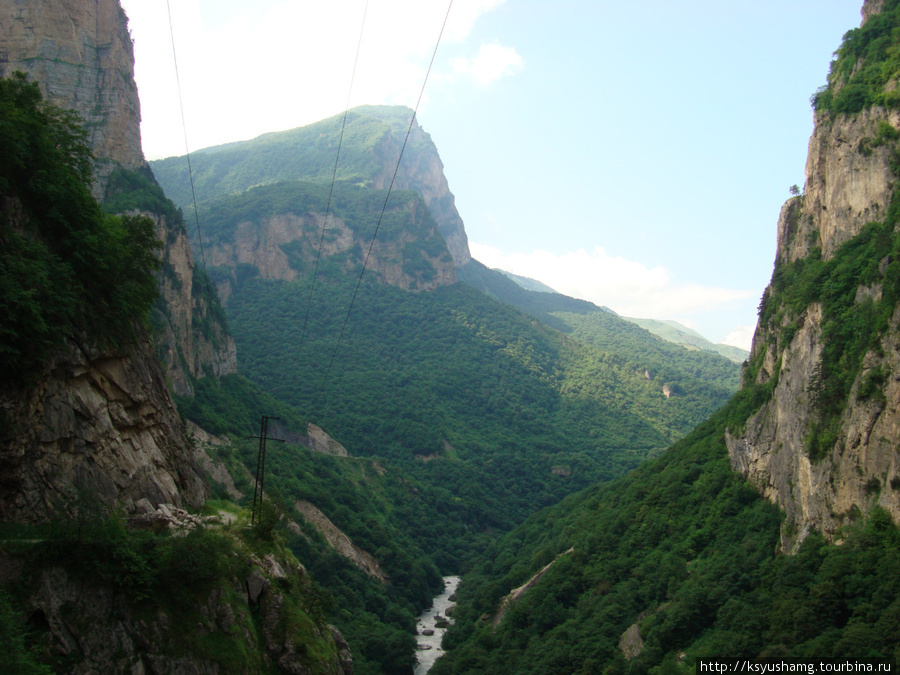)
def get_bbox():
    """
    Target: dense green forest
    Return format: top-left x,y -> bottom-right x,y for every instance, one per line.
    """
173,157 -> 743,563
433,406 -> 900,674
206,262 -> 738,541
430,7 -> 900,667
459,260 -> 742,390
0,73 -> 161,385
